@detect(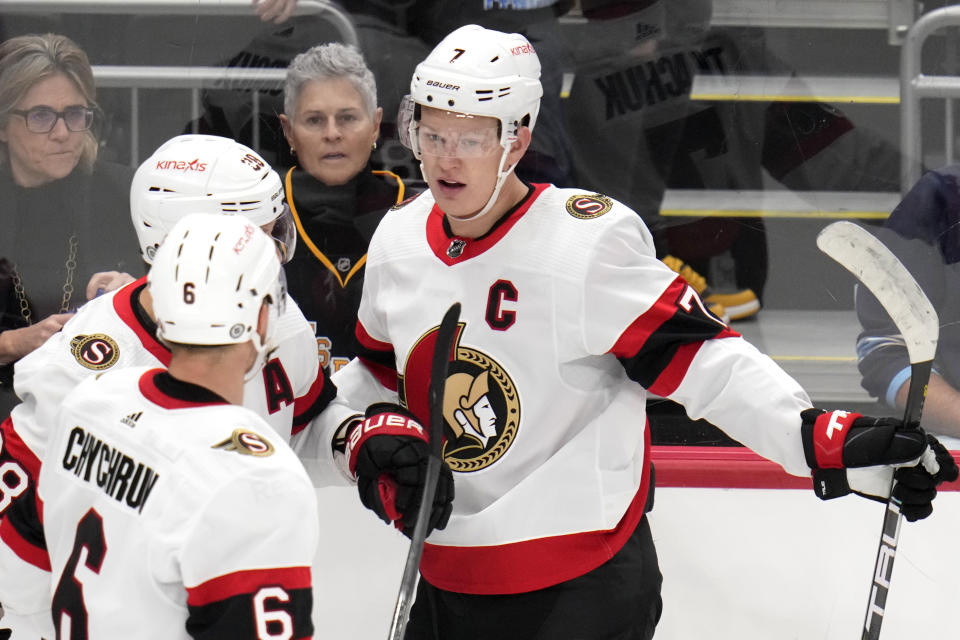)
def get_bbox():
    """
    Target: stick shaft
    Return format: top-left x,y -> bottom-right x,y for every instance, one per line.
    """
388,303 -> 460,640
860,359 -> 932,640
